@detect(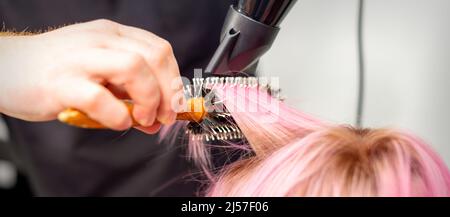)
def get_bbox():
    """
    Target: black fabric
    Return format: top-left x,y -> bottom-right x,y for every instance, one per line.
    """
0,0 -> 233,196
